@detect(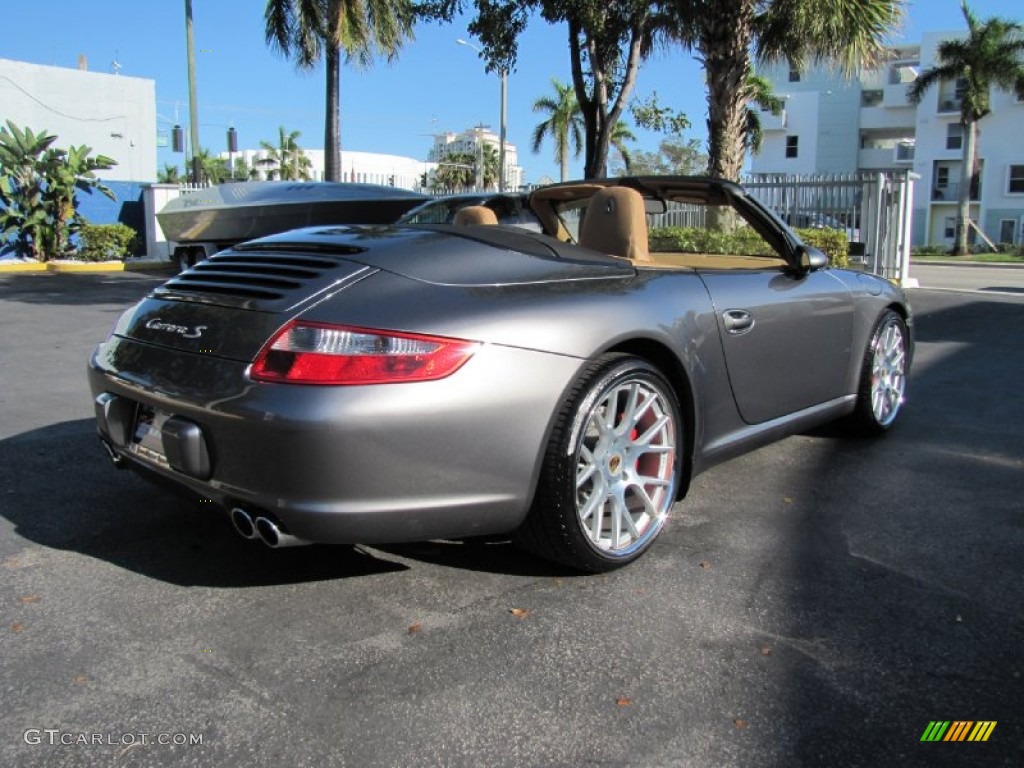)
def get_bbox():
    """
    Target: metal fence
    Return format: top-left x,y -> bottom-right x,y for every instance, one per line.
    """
741,171 -> 916,282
